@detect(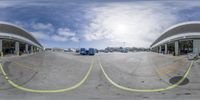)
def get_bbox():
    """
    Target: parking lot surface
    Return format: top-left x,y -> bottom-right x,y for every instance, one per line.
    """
0,51 -> 199,100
